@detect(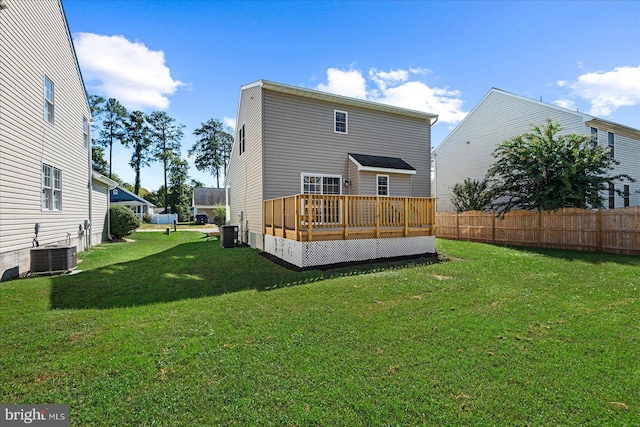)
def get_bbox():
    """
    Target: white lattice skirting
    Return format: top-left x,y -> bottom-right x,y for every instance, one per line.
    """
264,235 -> 436,268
